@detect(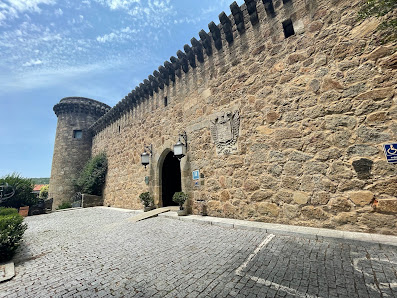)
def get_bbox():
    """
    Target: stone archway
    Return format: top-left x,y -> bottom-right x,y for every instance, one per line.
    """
161,151 -> 181,206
